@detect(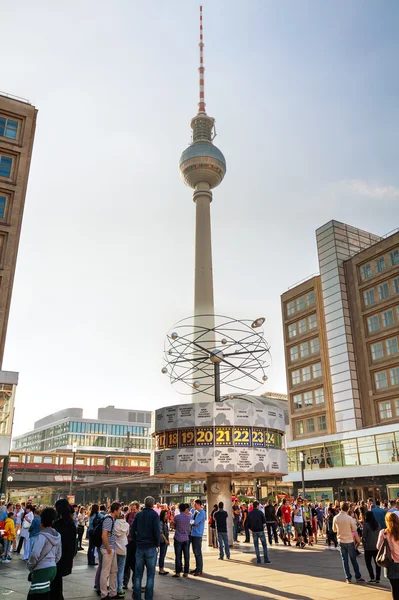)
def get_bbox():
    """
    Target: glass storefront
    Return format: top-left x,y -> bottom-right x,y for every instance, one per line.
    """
289,431 -> 399,471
